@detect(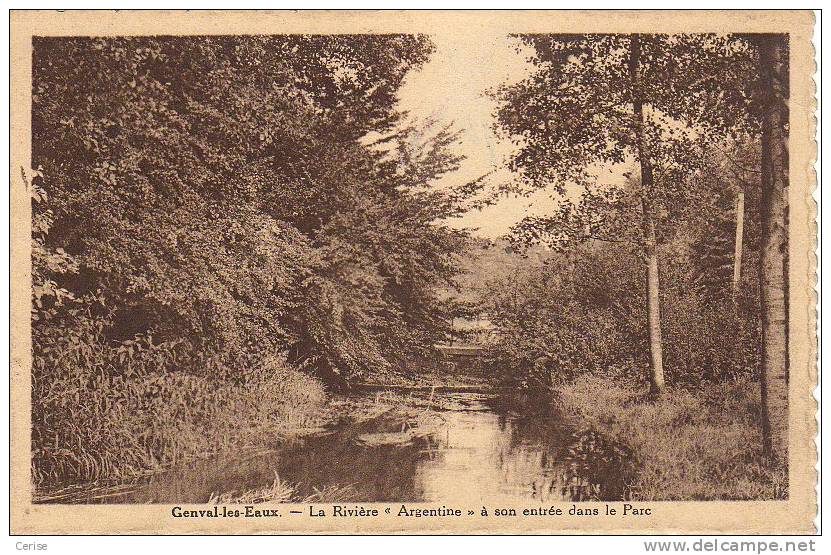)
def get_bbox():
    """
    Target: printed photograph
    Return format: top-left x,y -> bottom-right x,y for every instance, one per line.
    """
11,10 -> 816,537
25,28 -> 794,506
